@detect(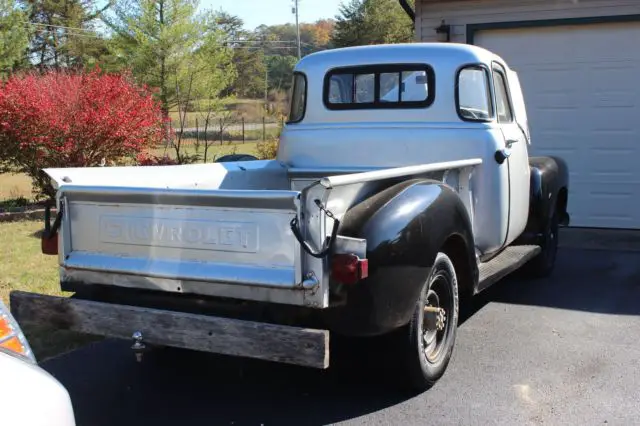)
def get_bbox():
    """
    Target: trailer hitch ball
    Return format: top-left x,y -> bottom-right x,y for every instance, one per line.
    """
131,331 -> 146,363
